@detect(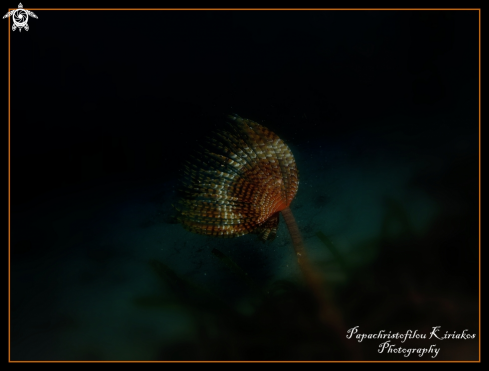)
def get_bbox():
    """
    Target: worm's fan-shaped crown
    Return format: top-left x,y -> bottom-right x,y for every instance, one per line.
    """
174,114 -> 299,241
